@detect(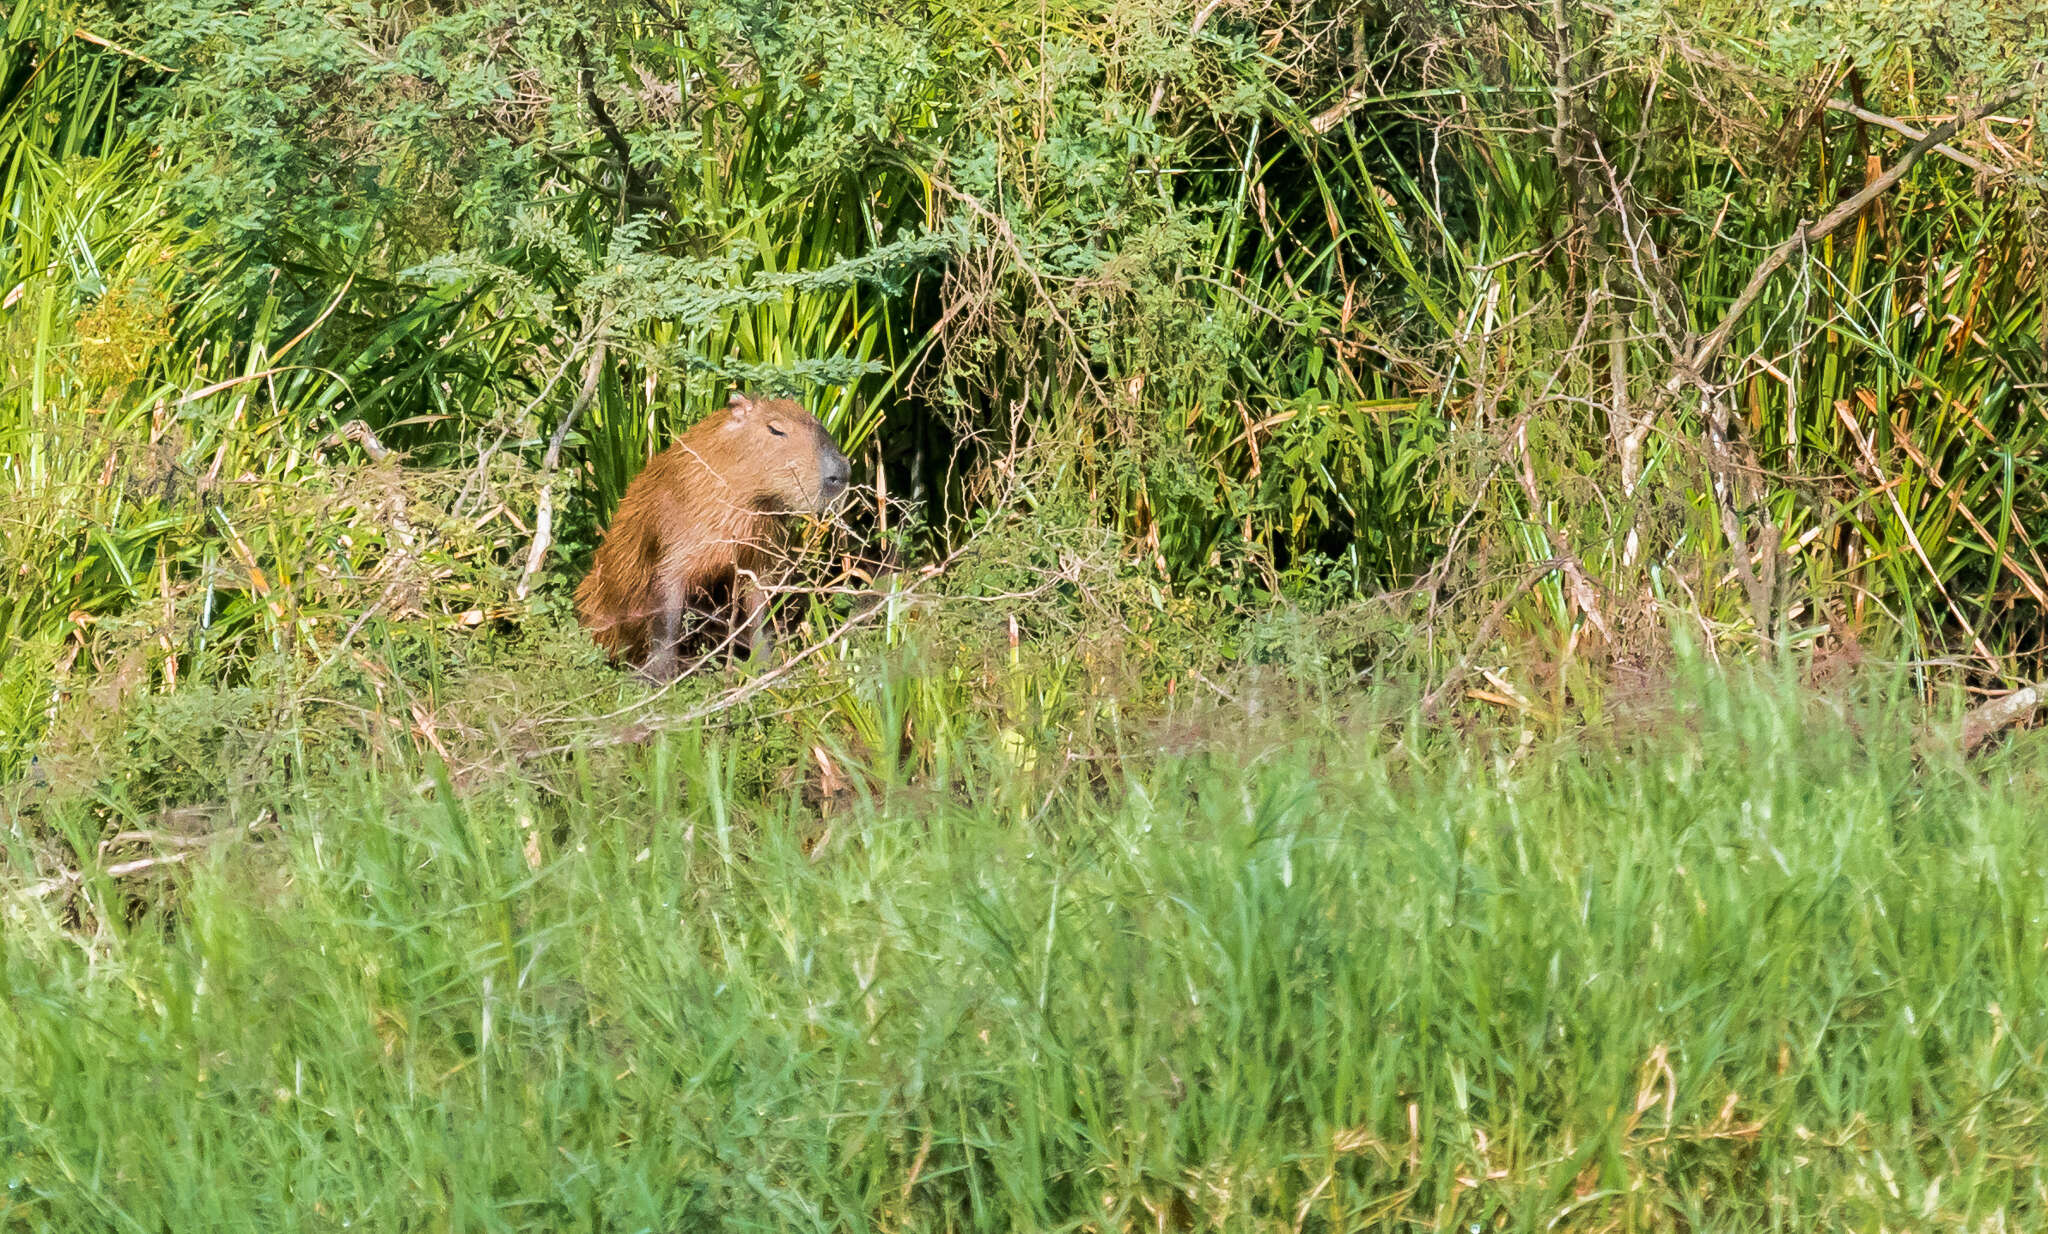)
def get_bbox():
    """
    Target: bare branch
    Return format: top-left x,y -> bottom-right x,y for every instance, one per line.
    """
515,342 -> 608,602
1822,99 -> 2001,175
1675,86 -> 2030,389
